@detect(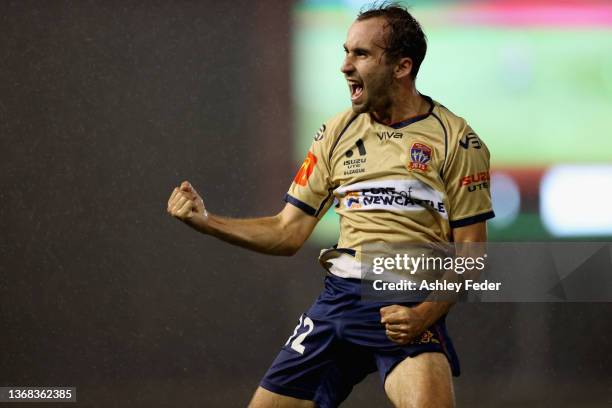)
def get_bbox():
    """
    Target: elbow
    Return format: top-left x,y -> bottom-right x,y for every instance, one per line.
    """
275,230 -> 307,256
279,239 -> 303,257
273,215 -> 306,256
279,247 -> 298,257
